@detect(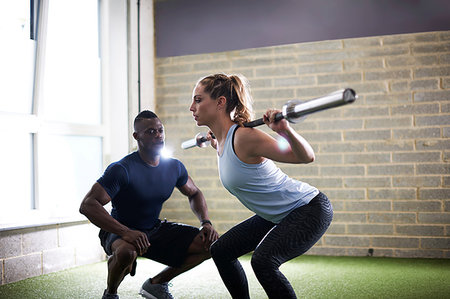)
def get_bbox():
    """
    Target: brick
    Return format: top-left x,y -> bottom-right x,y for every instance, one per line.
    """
414,91 -> 450,102
231,57 -> 273,68
416,140 -> 450,151
393,152 -> 441,163
395,249 -> 444,258
343,59 -> 384,71
4,253 -> 42,284
317,73 -> 362,85
345,201 -> 391,212
318,119 -> 363,130
367,164 -> 414,176
410,79 -> 440,90
393,128 -> 440,139
306,247 -> 347,256
365,117 -> 412,129
0,233 -> 21,259
344,37 -> 381,48
255,66 -> 297,77
156,64 -> 193,75
369,213 -> 416,224
326,223 -> 346,234
417,164 -> 450,175
252,88 -> 294,100
421,237 -> 450,249
344,177 -> 391,188
302,131 -> 342,142
315,153 -> 343,164
393,176 -> 441,188
320,189 -> 365,200
273,55 -> 298,65
415,66 -> 450,78
385,55 -> 438,67
396,225 -> 444,236
418,213 -> 450,224
273,76 -> 315,87
22,228 -> 58,255
372,237 -> 419,248
369,189 -> 416,200
416,115 -> 450,127
347,248 -> 394,257
412,42 -> 450,54
419,188 -> 450,200
383,33 -> 439,45
366,140 -> 414,152
347,224 -> 393,235
320,166 -> 364,176
343,106 -> 389,118
295,86 -> 341,98
391,103 -> 440,115
306,178 -> 343,188
320,142 -> 365,153
344,153 -> 390,164
344,130 -> 391,141
325,236 -> 370,247
365,93 -> 412,104
390,81 -> 409,92
298,62 -> 343,74
332,212 -> 367,223
393,200 -> 442,212
365,70 -> 411,81
443,103 -> 450,113
443,77 -> 450,89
